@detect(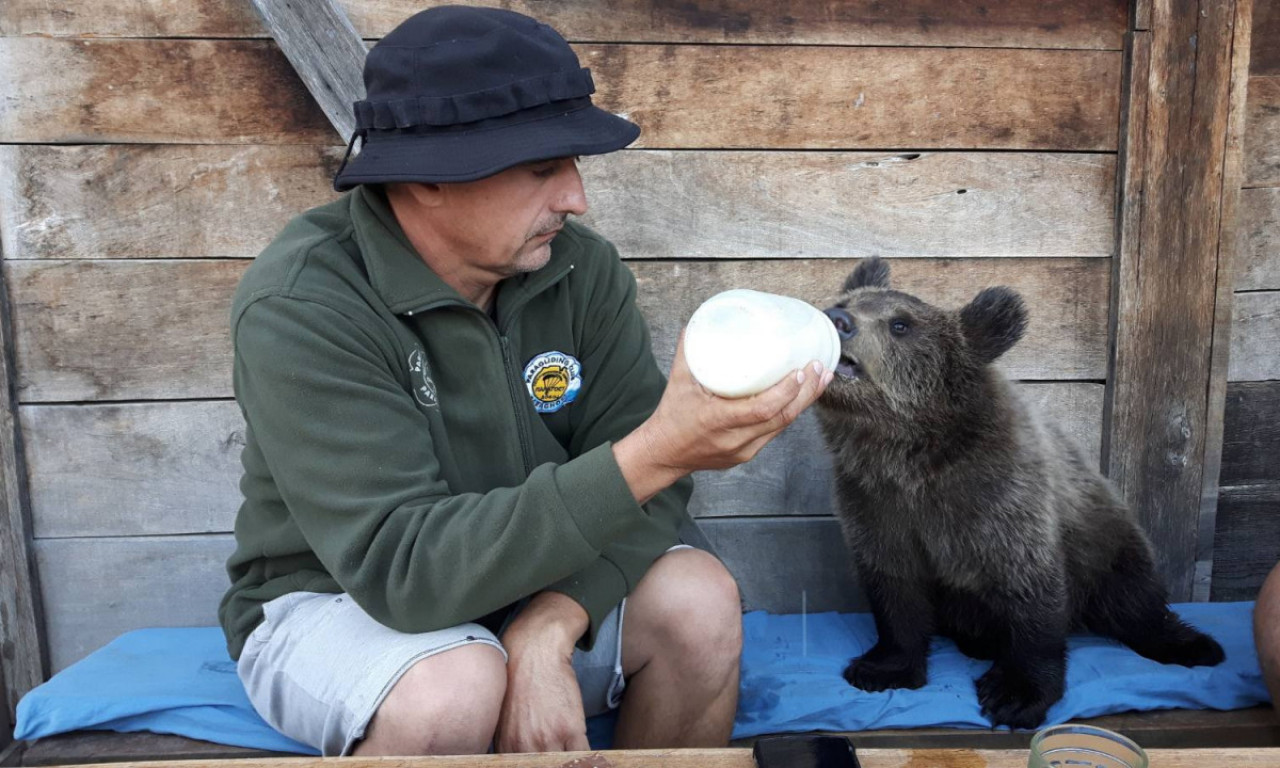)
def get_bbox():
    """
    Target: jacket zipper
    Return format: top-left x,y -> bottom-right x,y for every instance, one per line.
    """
402,264 -> 574,479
